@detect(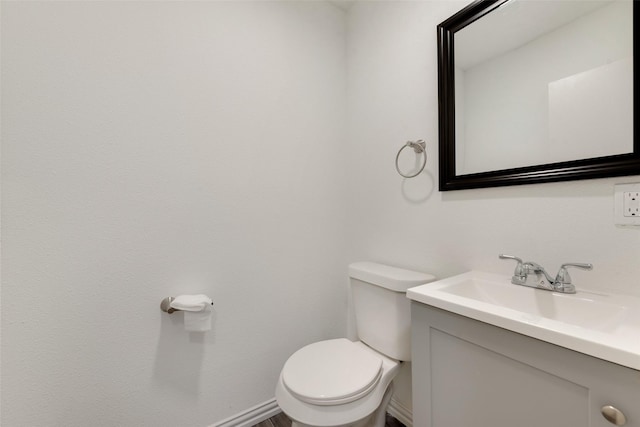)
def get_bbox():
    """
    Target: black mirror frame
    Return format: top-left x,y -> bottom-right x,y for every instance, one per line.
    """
438,0 -> 640,191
